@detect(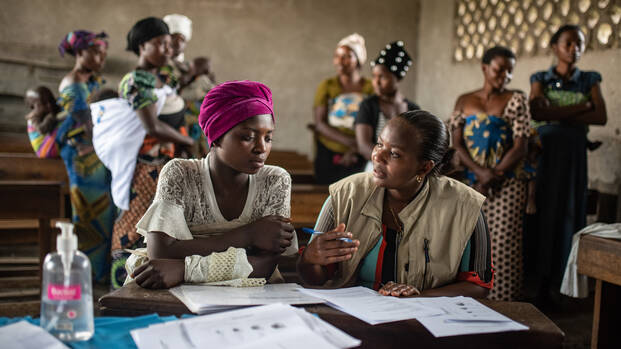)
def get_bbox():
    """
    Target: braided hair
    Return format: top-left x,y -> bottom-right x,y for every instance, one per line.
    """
396,110 -> 454,176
